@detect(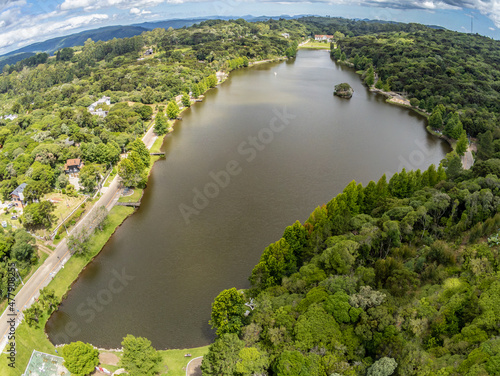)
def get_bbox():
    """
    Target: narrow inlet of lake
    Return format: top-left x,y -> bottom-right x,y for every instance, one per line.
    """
46,49 -> 450,349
